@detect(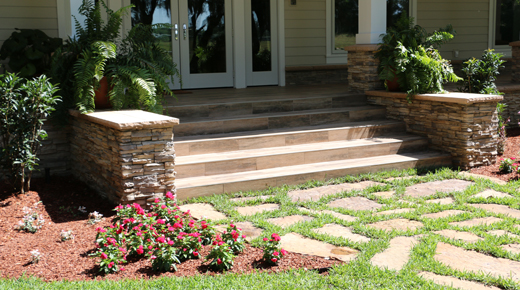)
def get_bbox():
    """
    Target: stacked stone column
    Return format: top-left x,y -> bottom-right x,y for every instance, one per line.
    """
70,110 -> 179,207
510,41 -> 520,82
345,44 -> 383,92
